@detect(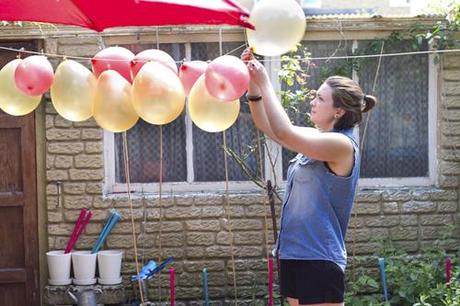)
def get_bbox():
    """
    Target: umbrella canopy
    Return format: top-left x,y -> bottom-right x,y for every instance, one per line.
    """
0,0 -> 253,31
